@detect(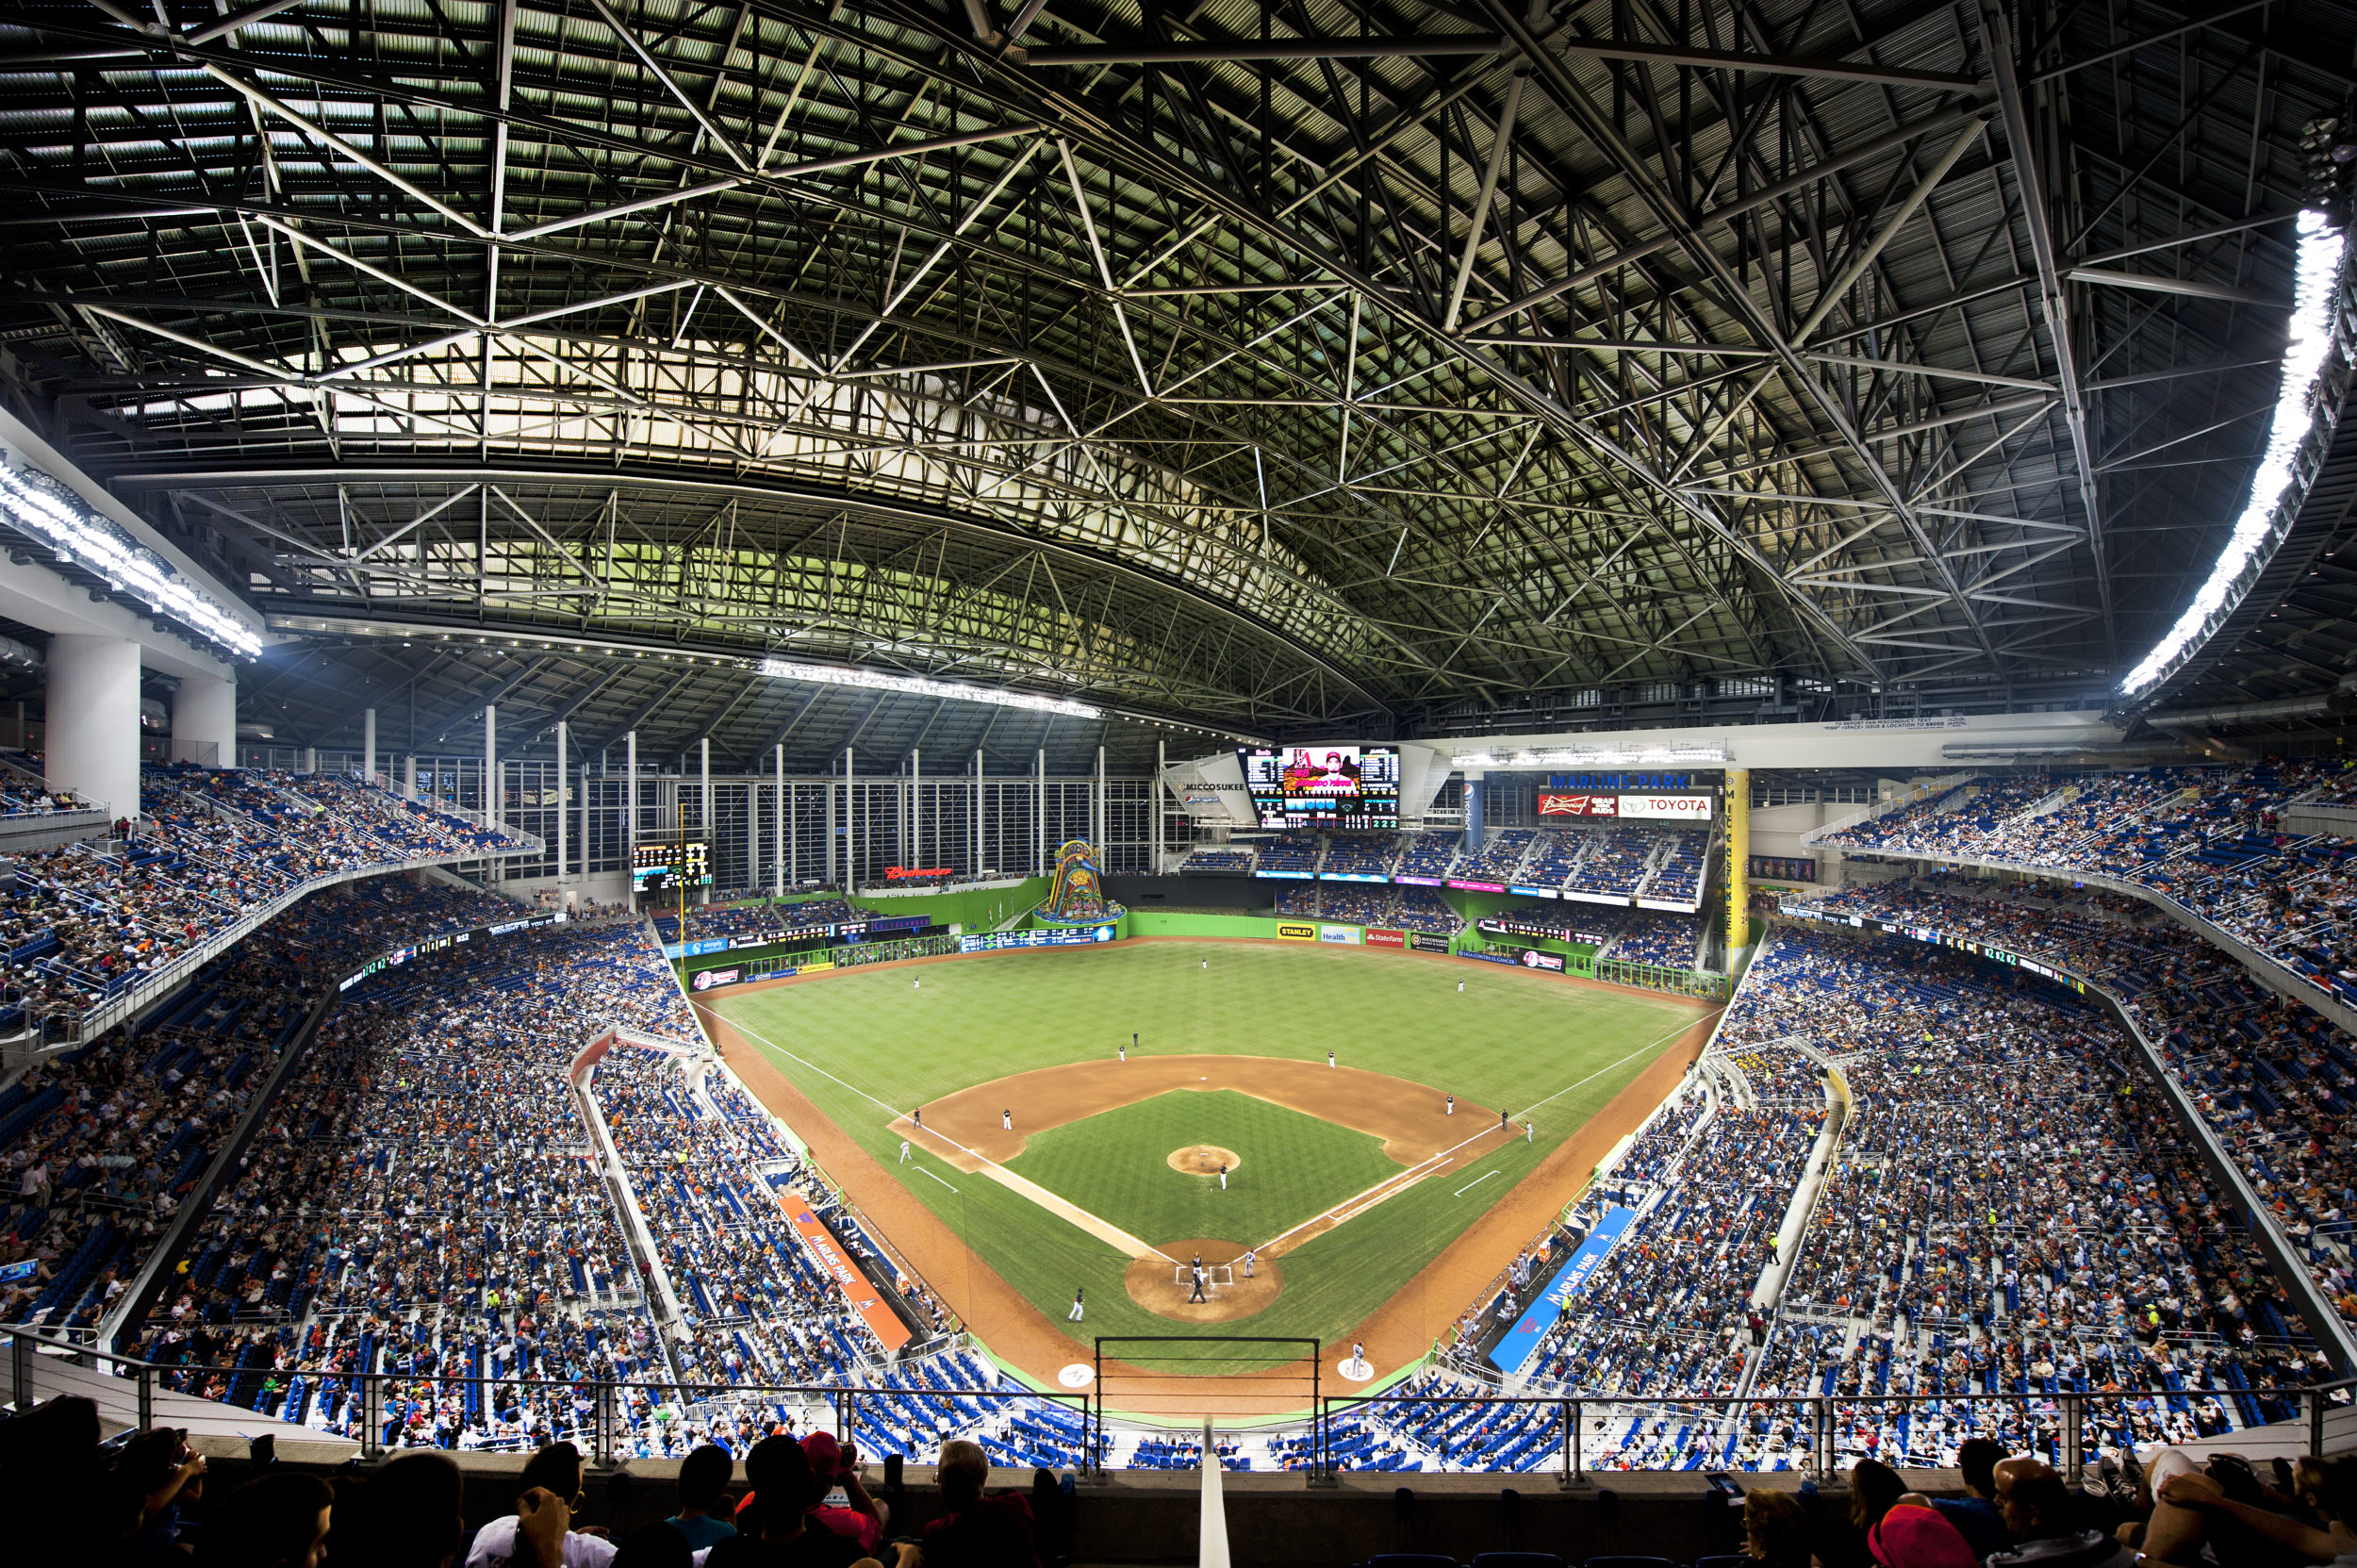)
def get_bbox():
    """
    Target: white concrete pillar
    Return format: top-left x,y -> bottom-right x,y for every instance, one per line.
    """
844,745 -> 855,895
555,719 -> 568,884
1155,738 -> 1165,870
300,747 -> 317,775
404,754 -> 417,800
485,705 -> 498,833
1096,744 -> 1107,850
699,736 -> 711,905
1036,748 -> 1047,874
625,731 -> 637,859
773,744 -> 785,897
171,671 -> 237,770
46,634 -> 140,817
911,748 -> 921,873
362,707 -> 377,784
973,750 -> 982,879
